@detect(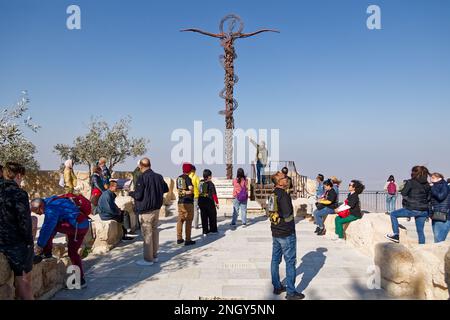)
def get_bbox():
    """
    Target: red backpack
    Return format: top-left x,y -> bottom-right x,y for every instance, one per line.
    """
387,182 -> 397,195
52,193 -> 92,223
